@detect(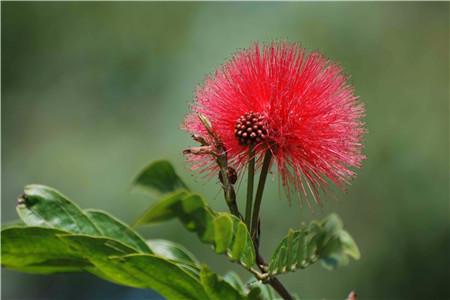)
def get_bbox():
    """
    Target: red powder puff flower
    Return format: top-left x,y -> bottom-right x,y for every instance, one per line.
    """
183,42 -> 365,203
